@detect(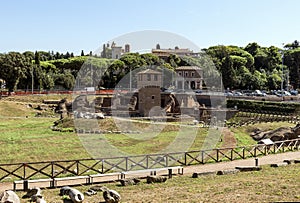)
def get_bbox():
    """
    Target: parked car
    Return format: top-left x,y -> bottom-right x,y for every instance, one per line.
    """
276,90 -> 291,97
252,90 -> 266,97
224,92 -> 233,96
233,91 -> 243,96
290,90 -> 298,95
